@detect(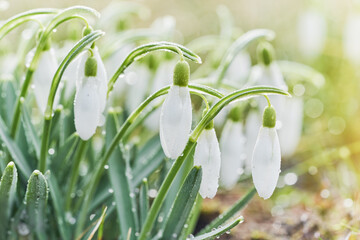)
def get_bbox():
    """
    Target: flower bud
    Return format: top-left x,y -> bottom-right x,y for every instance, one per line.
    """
173,60 -> 189,87
257,42 -> 275,66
